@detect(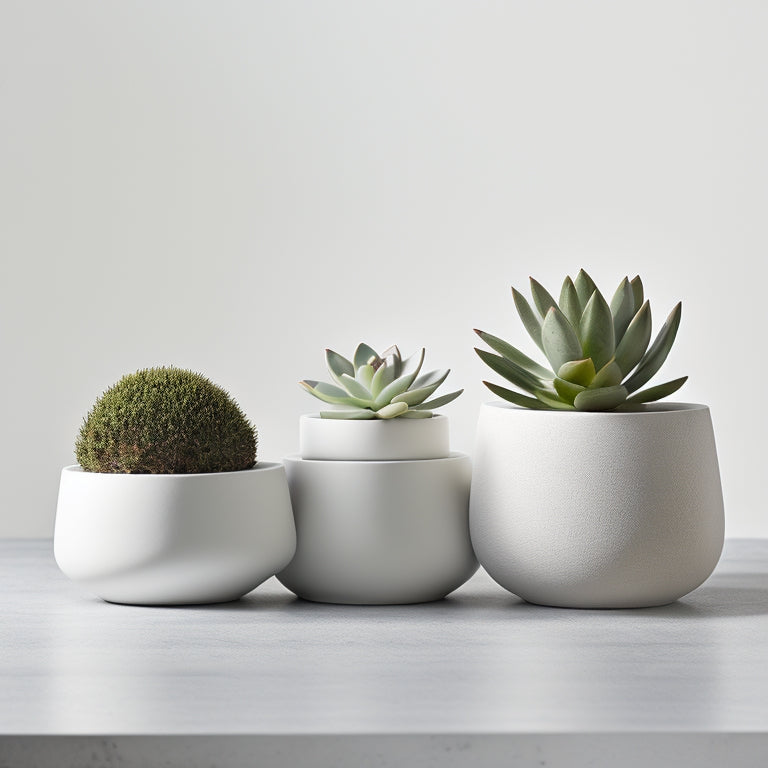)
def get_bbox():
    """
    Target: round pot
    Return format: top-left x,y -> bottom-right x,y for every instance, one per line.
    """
299,413 -> 449,461
54,463 -> 296,606
469,402 -> 725,609
277,453 -> 477,604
